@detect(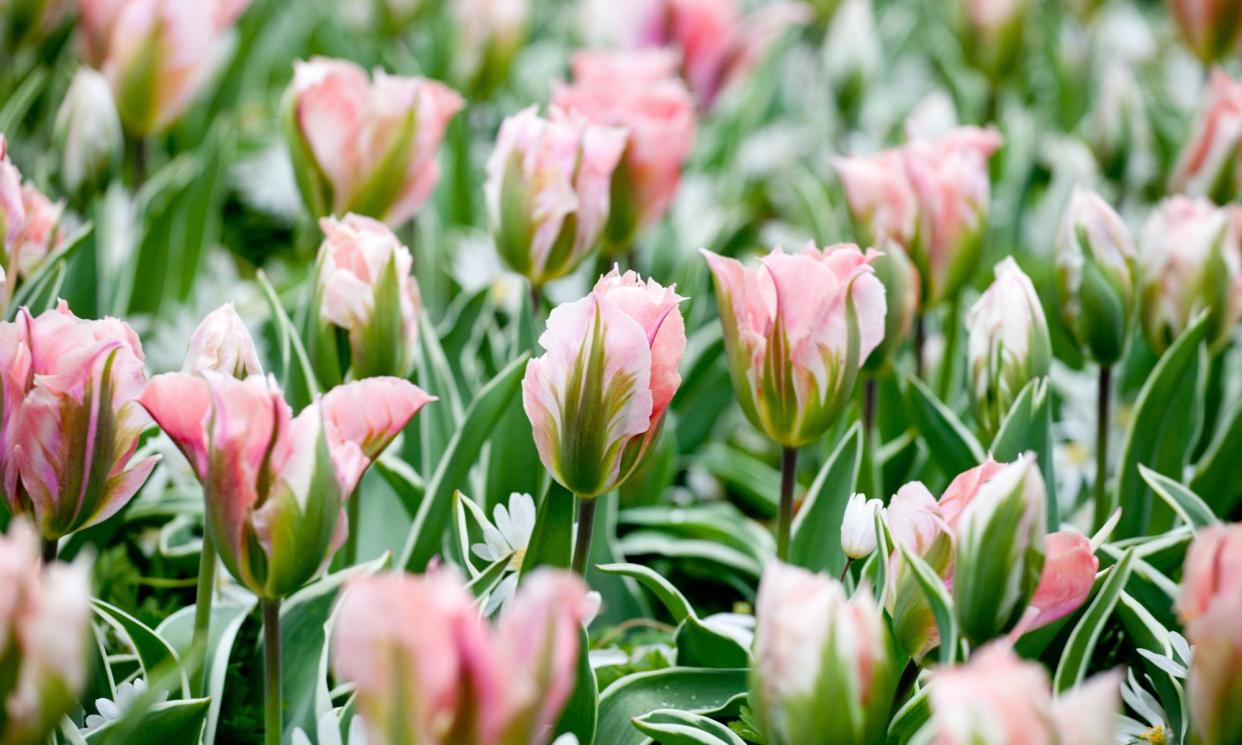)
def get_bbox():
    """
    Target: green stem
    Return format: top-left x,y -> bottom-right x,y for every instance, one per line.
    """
262,598 -> 282,745
191,529 -> 216,697
40,537 -> 57,564
342,495 -> 361,567
571,497 -> 597,576
1093,364 -> 1112,530
936,299 -> 960,400
777,447 -> 798,561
